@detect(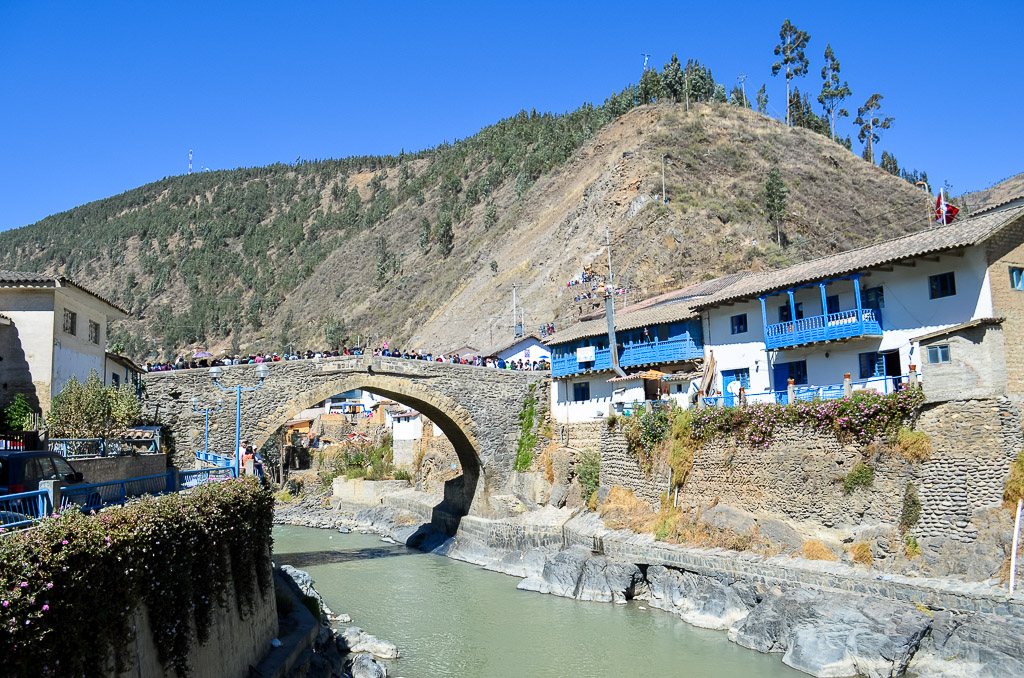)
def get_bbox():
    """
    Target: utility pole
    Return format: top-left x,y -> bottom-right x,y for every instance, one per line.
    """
737,73 -> 747,106
641,53 -> 651,71
606,228 -> 614,288
916,181 -> 931,227
684,70 -> 689,111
